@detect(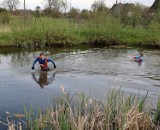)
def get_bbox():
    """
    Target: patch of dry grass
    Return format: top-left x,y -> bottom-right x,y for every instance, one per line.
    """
124,106 -> 154,130
0,26 -> 11,33
0,87 -> 158,130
